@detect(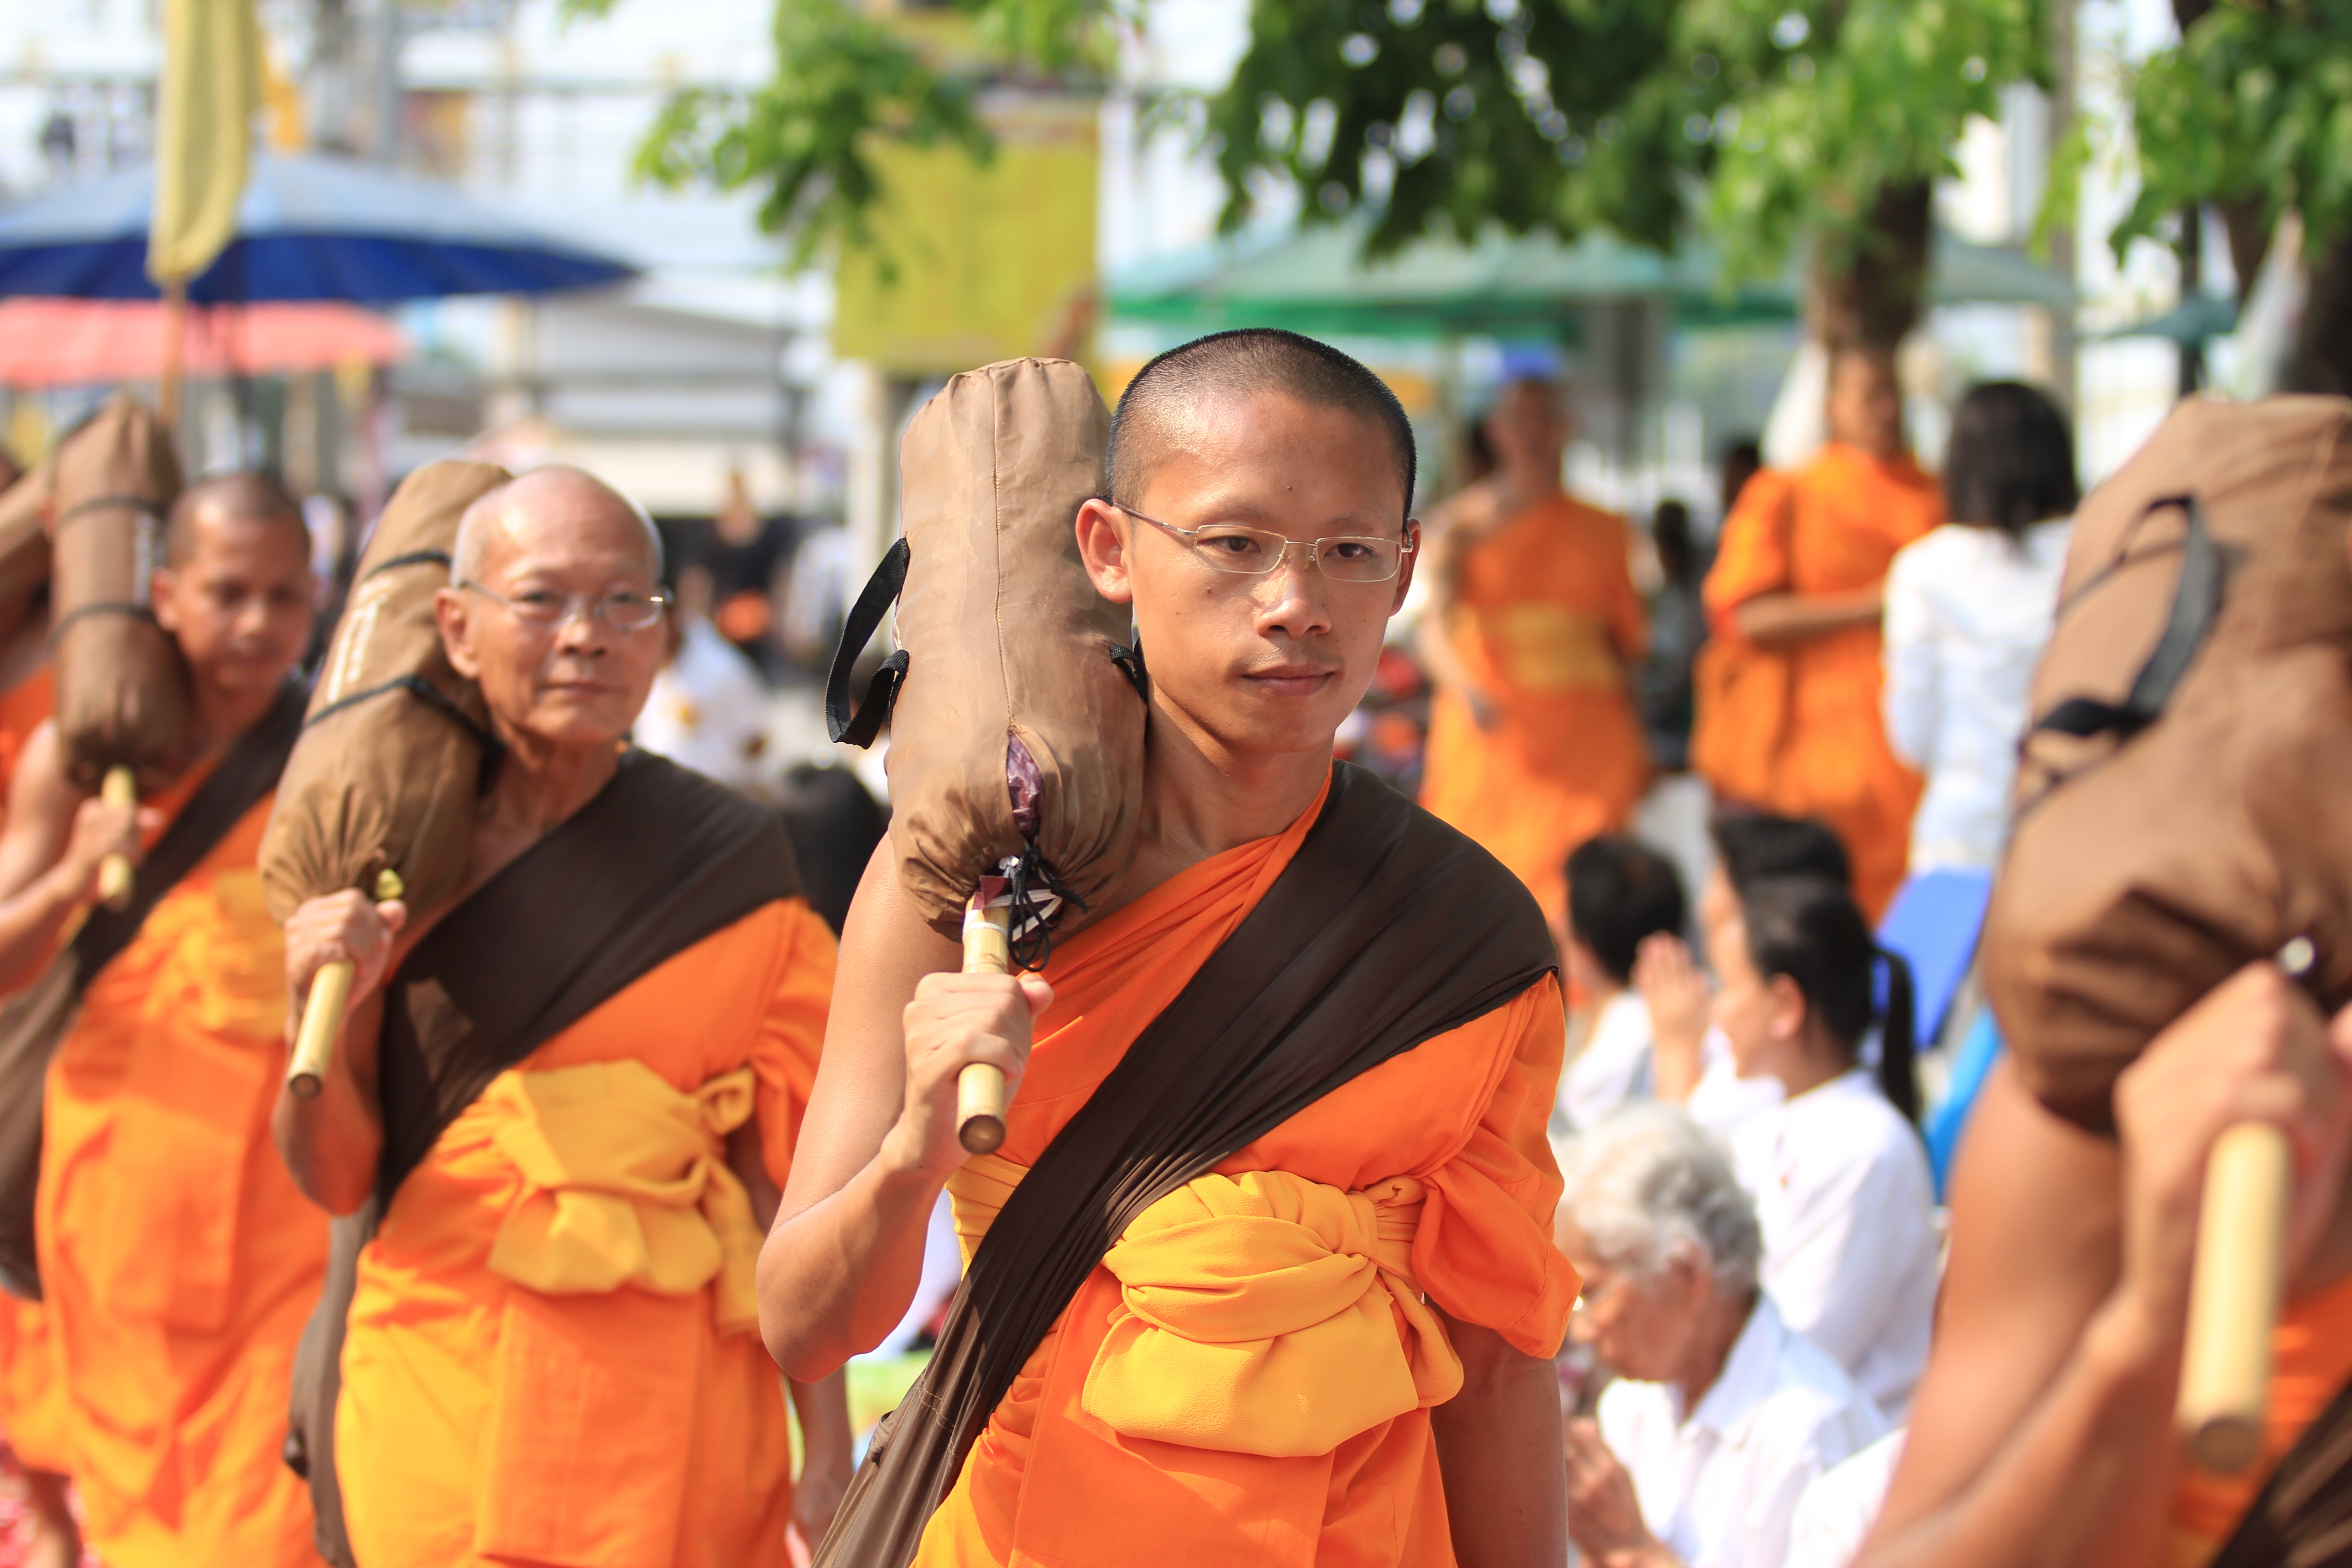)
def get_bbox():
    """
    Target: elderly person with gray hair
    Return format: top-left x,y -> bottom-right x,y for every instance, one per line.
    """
1555,1107 -> 1886,1568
